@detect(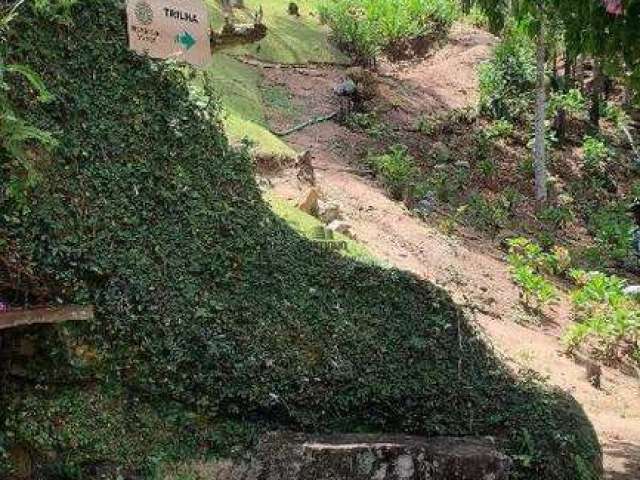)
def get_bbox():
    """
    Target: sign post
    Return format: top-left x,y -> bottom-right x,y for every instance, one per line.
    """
126,0 -> 211,67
